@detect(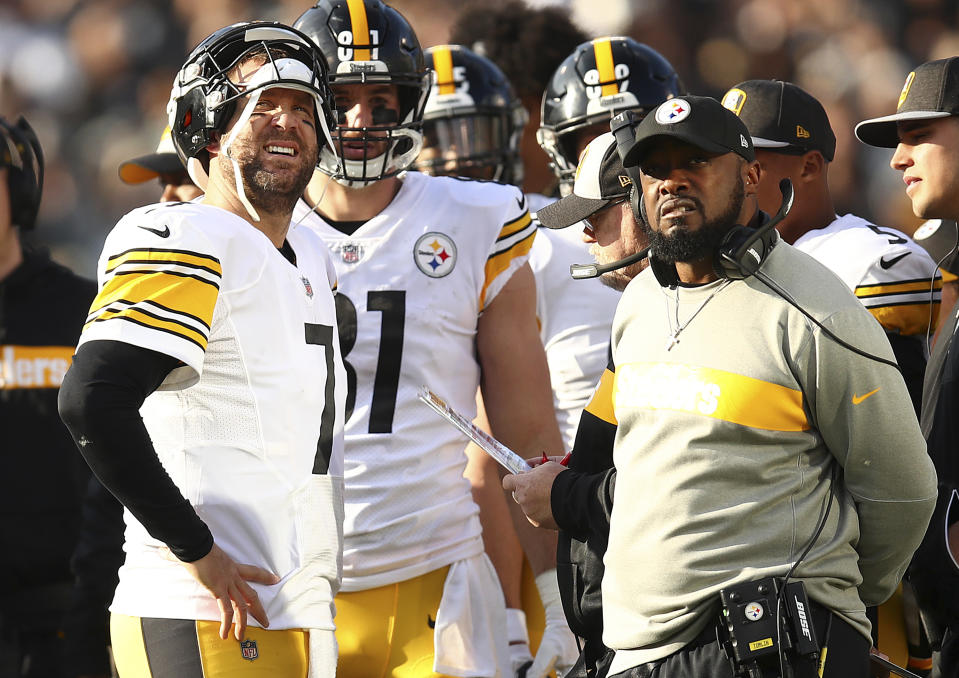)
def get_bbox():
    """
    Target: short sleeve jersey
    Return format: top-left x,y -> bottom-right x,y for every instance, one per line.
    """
793,214 -> 941,336
293,172 -> 536,590
79,201 -> 347,631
